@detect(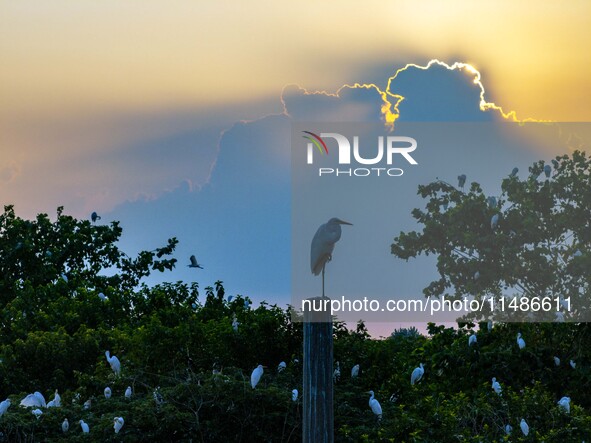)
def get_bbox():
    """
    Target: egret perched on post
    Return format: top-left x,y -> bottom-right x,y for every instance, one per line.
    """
310,217 -> 352,296
520,418 -> 529,436
188,255 -> 203,269
105,350 -> 121,376
517,332 -> 526,350
492,377 -> 502,395
368,391 -> 382,420
251,364 -> 264,389
411,363 -> 424,385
